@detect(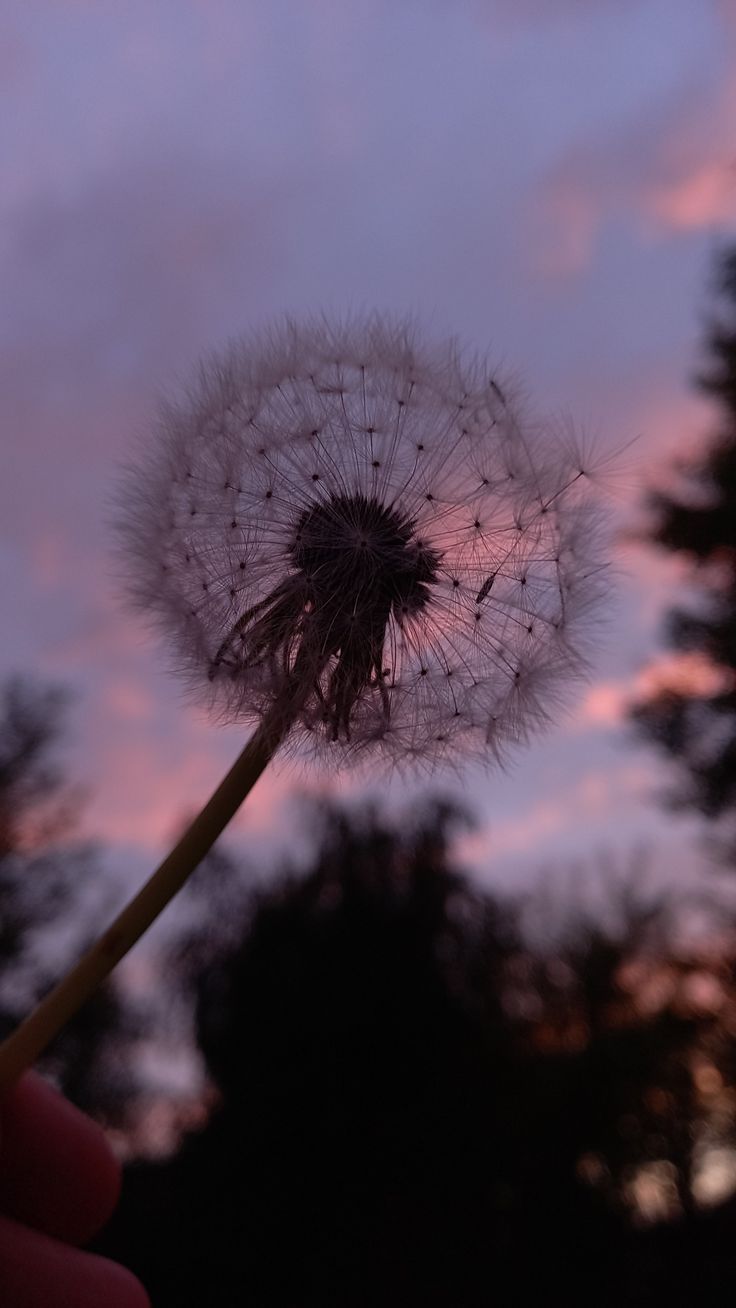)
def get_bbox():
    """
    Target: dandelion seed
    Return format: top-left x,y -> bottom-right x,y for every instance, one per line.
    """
476,574 -> 496,604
